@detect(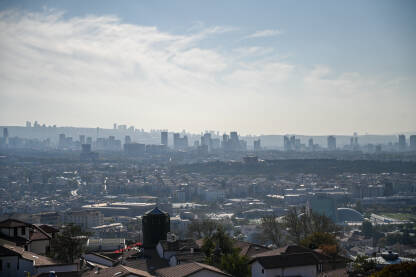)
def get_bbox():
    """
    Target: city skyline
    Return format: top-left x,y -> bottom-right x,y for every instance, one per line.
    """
0,0 -> 415,135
